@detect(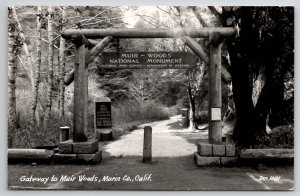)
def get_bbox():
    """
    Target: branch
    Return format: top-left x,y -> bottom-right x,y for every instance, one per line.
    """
67,6 -> 121,29
81,6 -> 120,26
174,6 -> 184,27
134,13 -> 160,28
189,6 -> 208,27
41,38 -> 59,49
208,6 -> 223,25
156,6 -> 181,26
